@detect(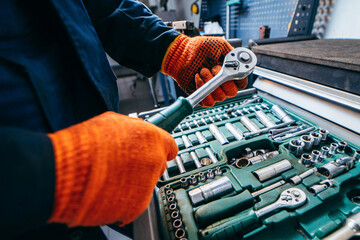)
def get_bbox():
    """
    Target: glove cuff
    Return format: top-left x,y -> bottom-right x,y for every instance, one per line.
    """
47,126 -> 93,226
